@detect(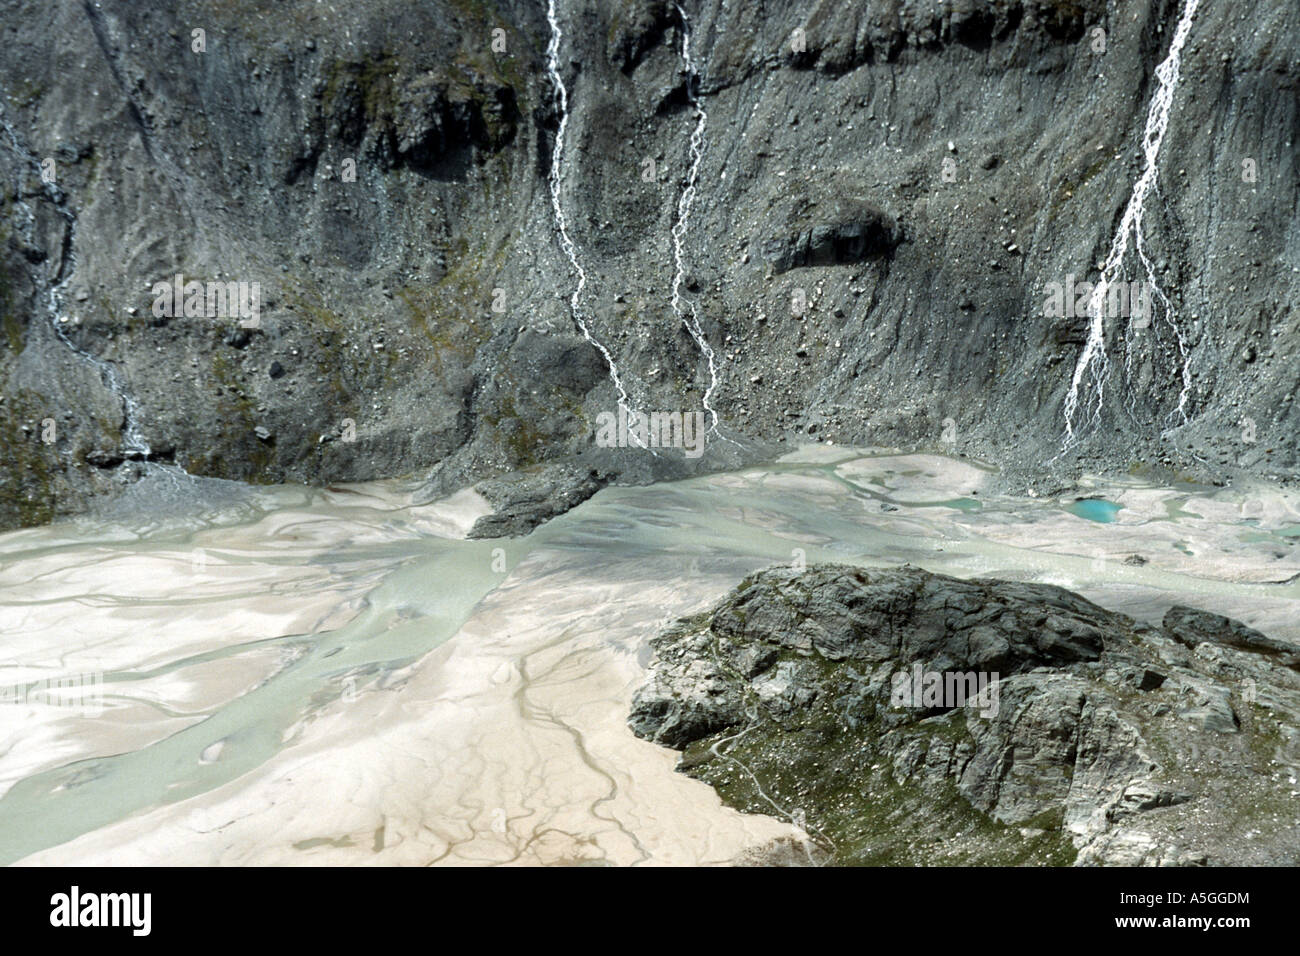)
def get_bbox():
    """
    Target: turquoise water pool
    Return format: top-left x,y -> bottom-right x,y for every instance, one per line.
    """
1067,498 -> 1122,523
